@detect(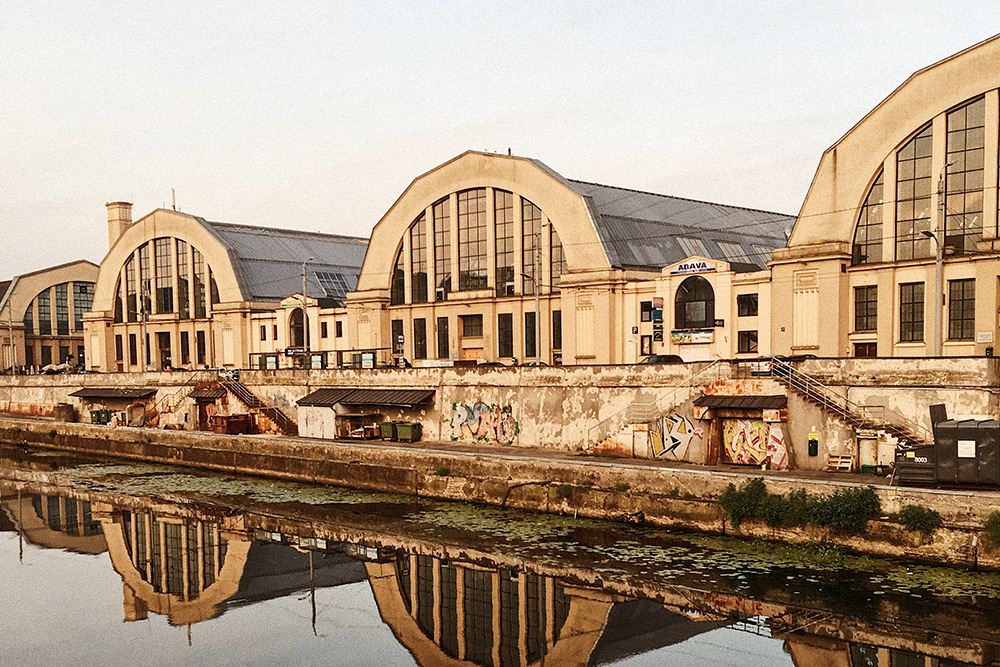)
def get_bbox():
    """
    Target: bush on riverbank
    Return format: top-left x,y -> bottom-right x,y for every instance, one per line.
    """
984,511 -> 1000,546
719,478 -> 881,532
890,504 -> 942,534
